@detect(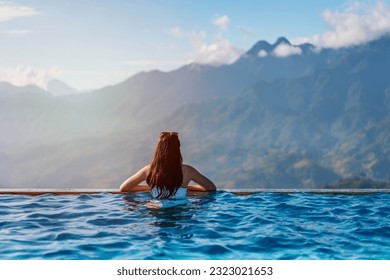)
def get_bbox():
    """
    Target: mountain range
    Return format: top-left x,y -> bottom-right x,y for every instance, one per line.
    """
1,36 -> 390,189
